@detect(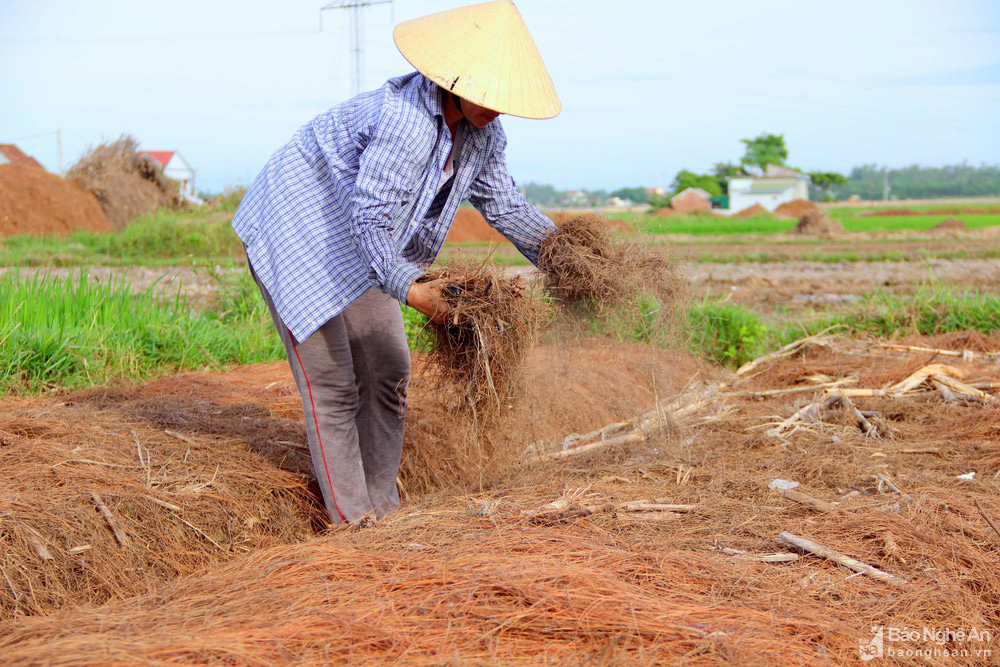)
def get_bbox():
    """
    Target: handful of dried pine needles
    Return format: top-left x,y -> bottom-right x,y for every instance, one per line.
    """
537,214 -> 682,323
420,265 -> 546,421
